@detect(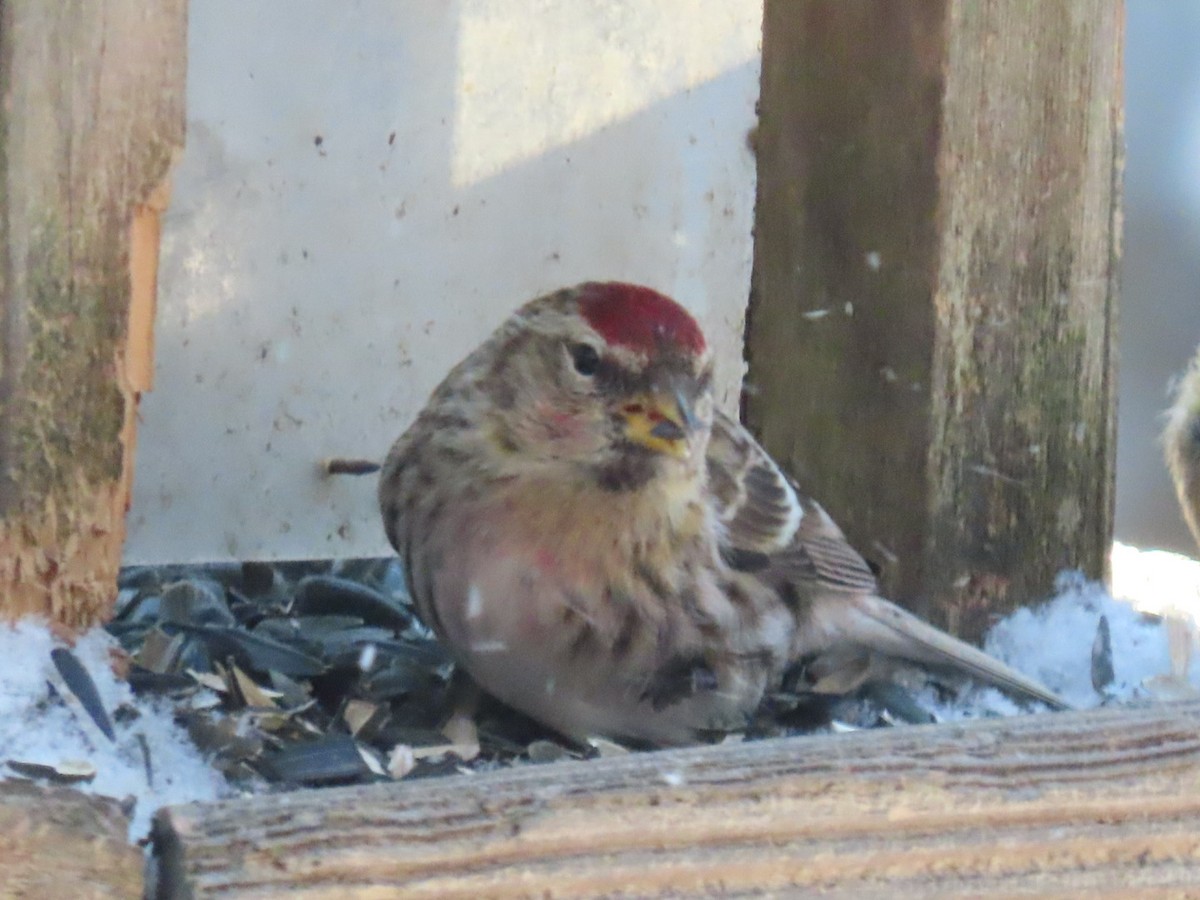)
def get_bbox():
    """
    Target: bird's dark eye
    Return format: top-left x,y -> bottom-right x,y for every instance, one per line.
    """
569,343 -> 601,376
